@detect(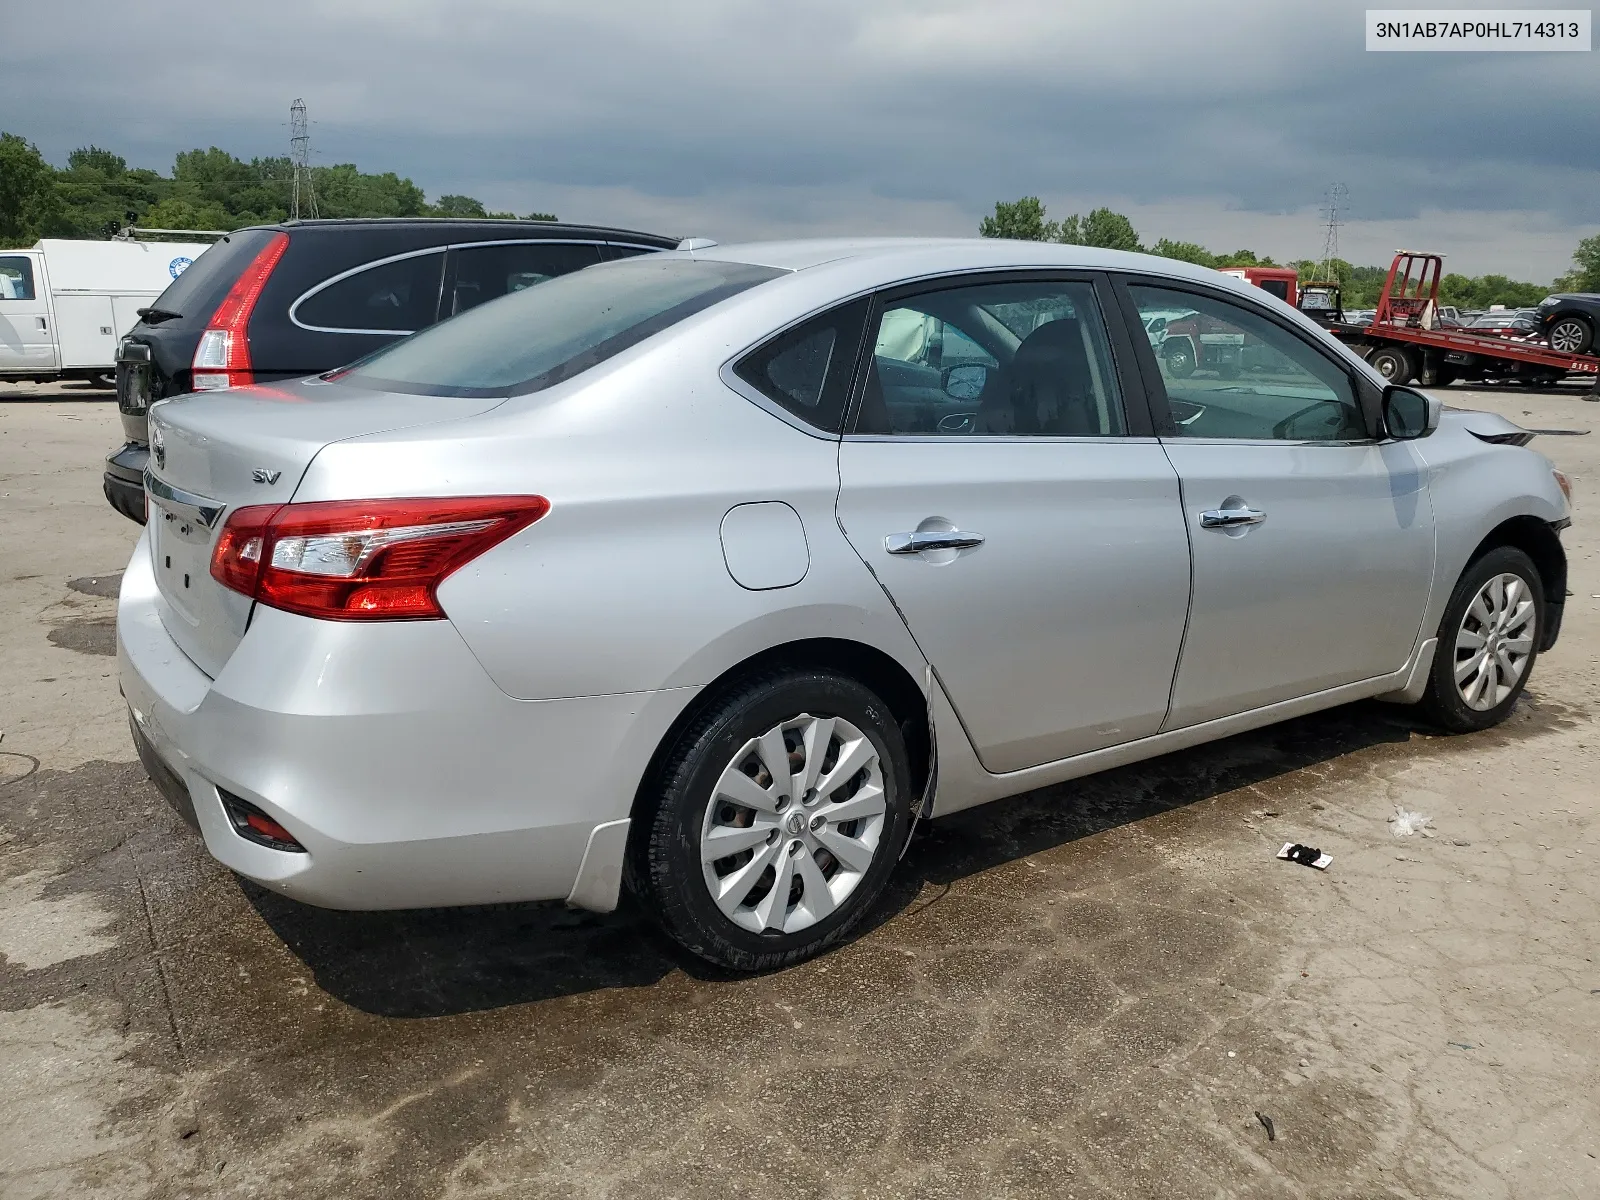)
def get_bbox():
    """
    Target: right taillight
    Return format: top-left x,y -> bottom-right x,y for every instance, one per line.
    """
209,496 -> 550,621
190,231 -> 289,391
